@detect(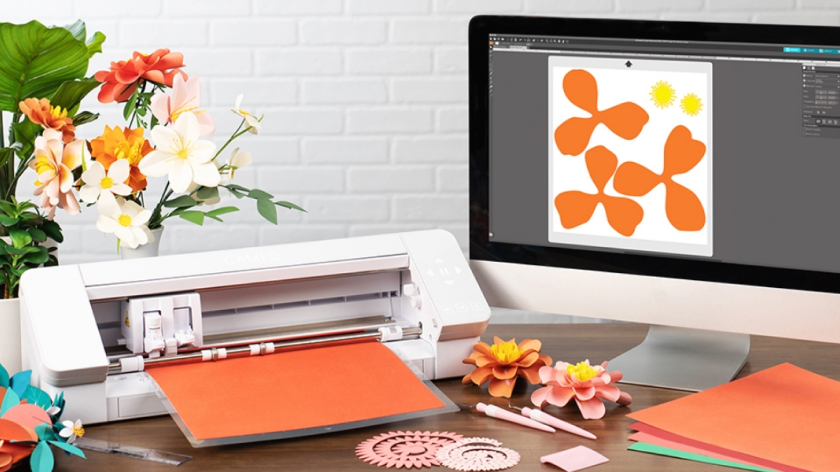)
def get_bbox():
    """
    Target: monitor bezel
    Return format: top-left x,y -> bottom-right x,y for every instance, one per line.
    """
469,15 -> 840,294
